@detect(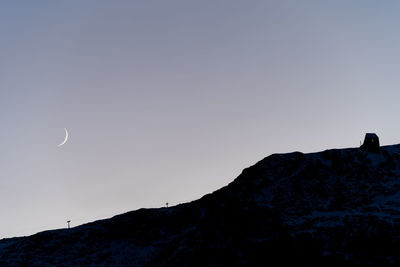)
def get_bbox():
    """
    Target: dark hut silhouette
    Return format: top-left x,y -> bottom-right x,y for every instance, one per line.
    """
360,133 -> 380,152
